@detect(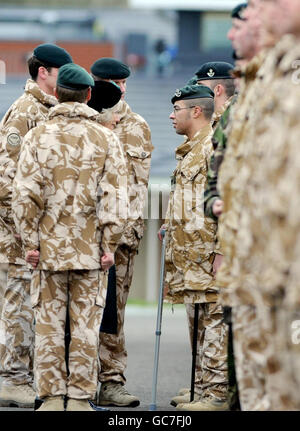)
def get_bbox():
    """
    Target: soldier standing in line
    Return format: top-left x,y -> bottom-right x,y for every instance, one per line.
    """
226,0 -> 300,410
159,84 -> 229,412
90,58 -> 153,408
11,63 -> 128,411
0,43 -> 72,408
216,0 -> 288,410
171,60 -> 236,409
